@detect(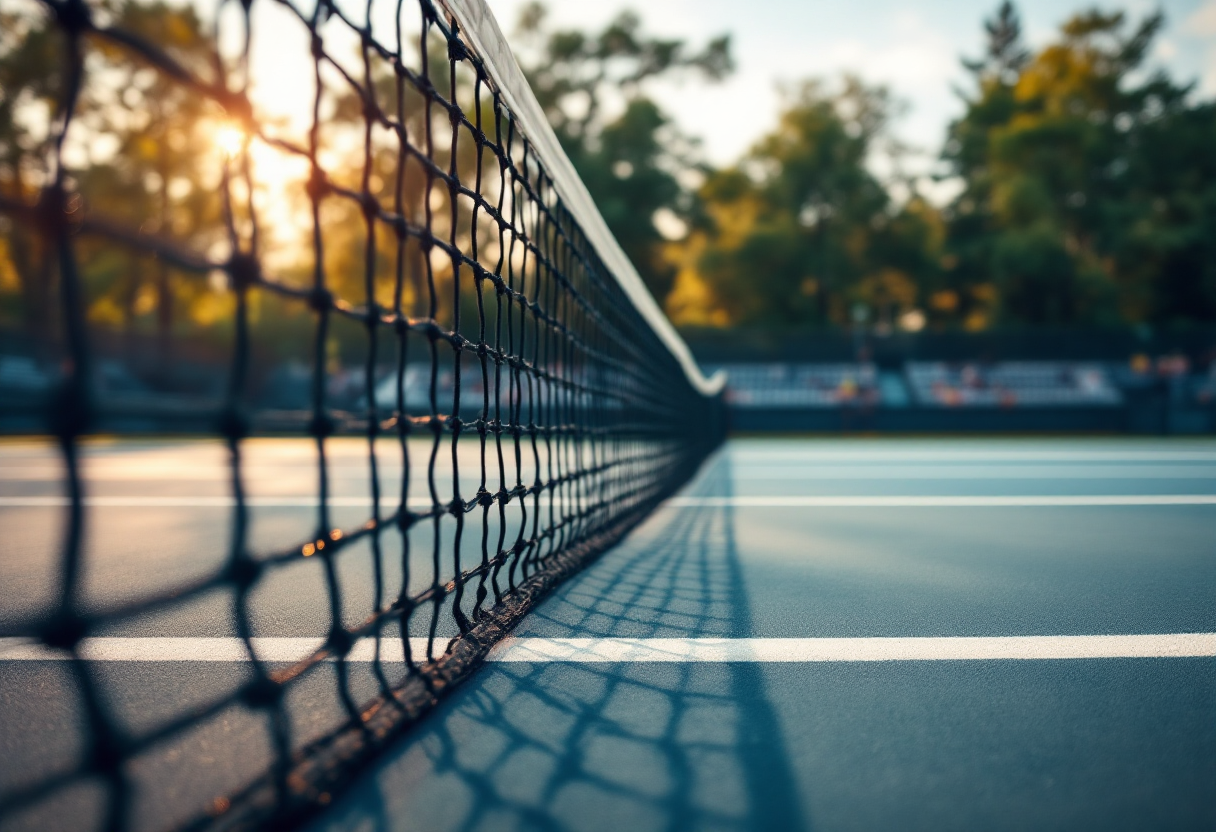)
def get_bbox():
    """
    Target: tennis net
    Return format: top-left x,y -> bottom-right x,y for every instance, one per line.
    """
0,0 -> 725,829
